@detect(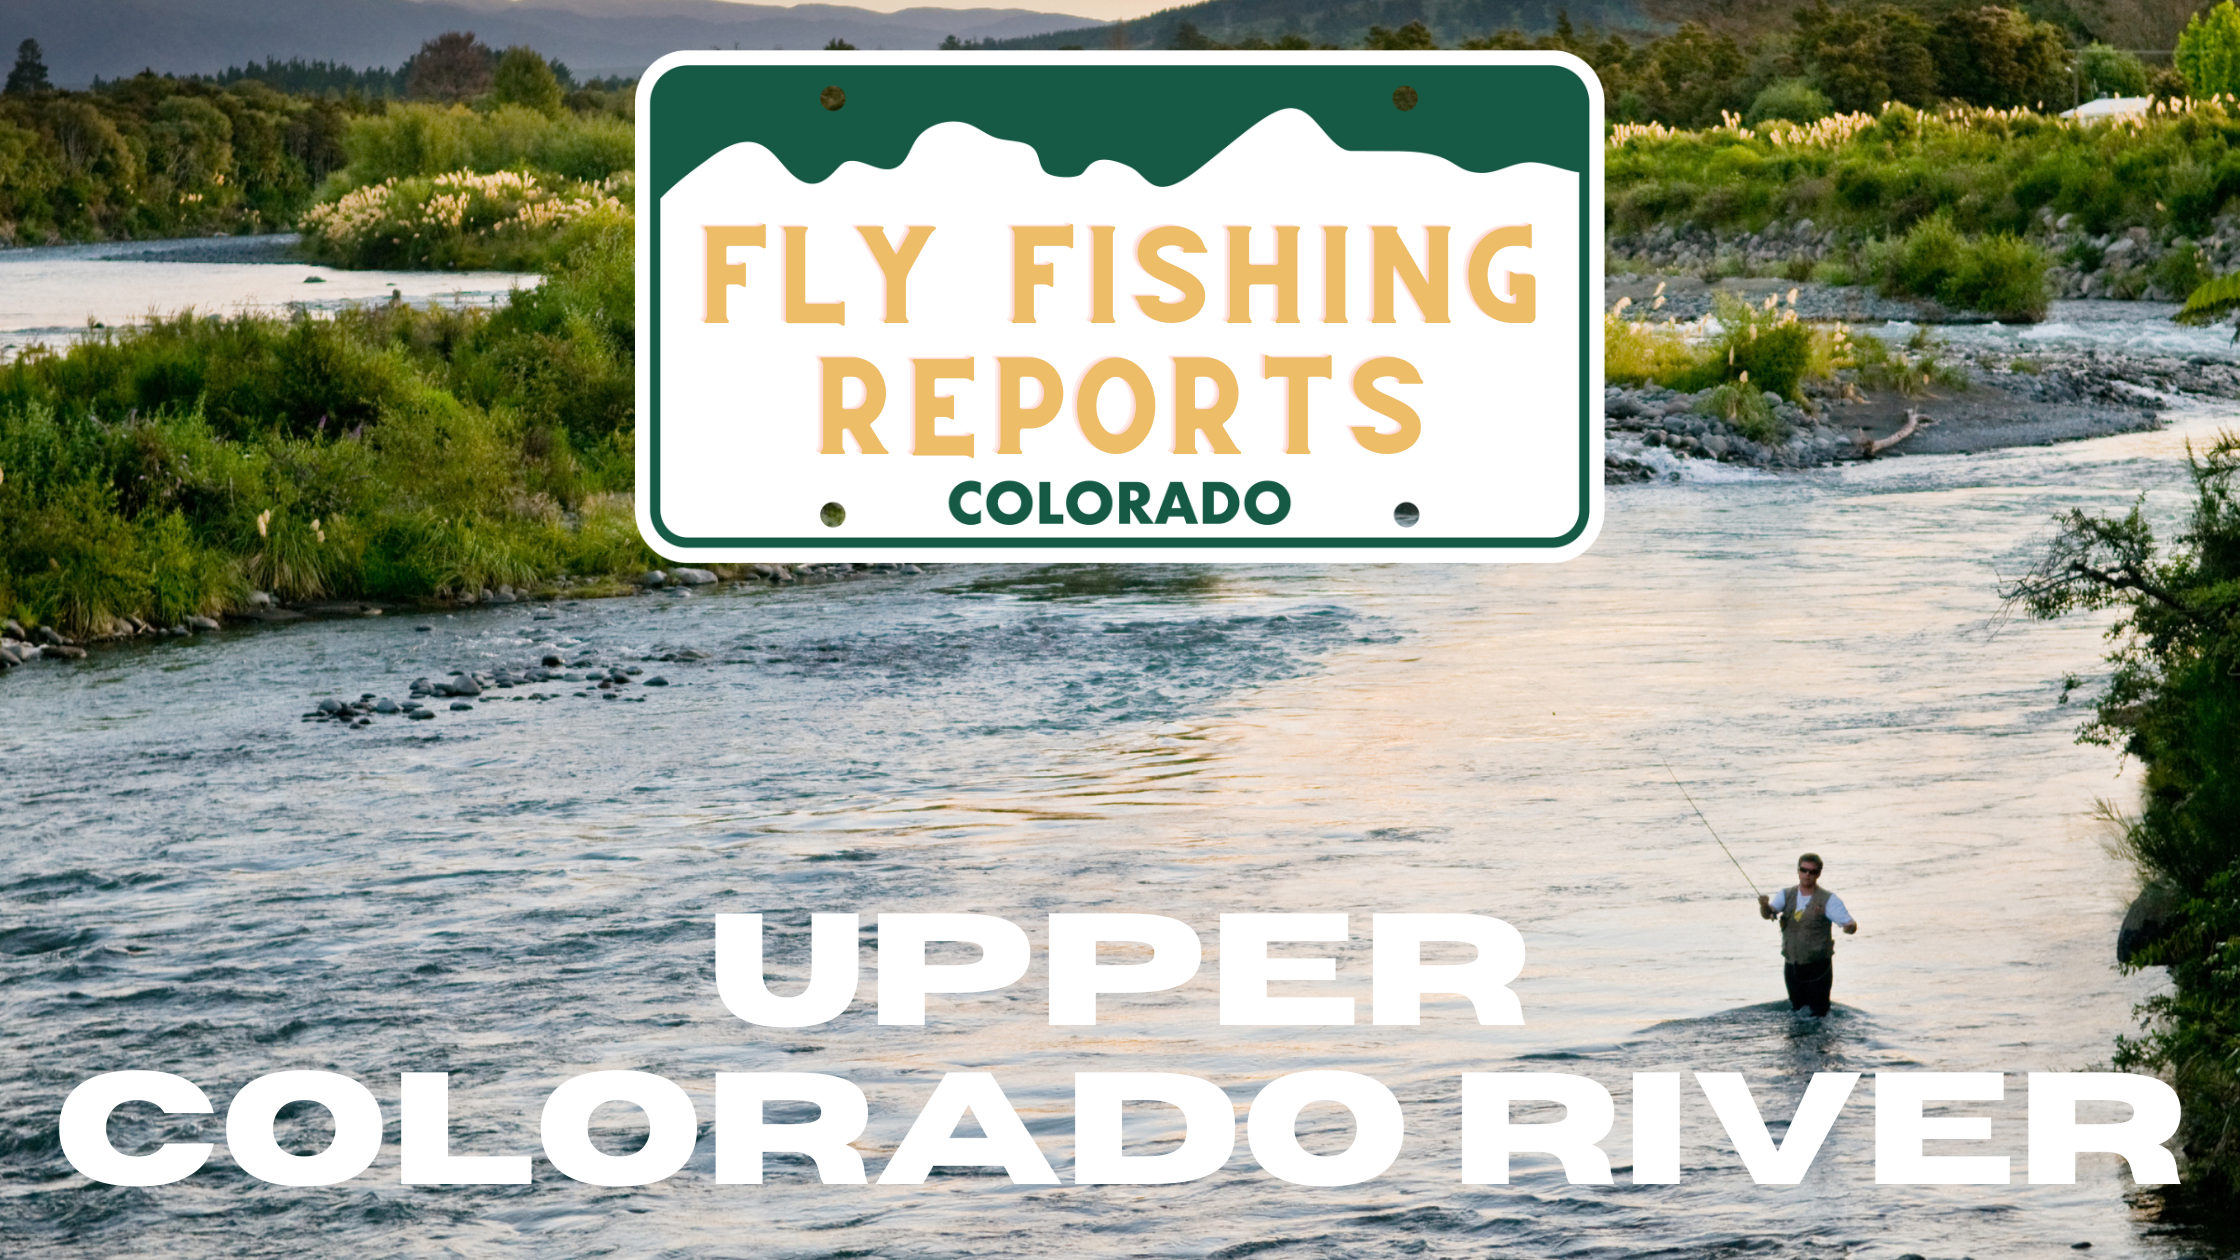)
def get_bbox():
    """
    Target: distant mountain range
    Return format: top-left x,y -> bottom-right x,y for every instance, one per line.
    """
2,0 -> 2205,89
985,0 -> 1646,50
0,0 -> 1100,85
987,0 -> 2205,52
